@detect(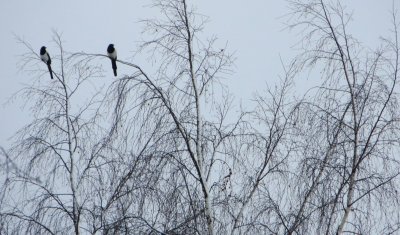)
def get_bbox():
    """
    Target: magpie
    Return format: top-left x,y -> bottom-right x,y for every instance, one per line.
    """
107,44 -> 117,77
40,46 -> 54,79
